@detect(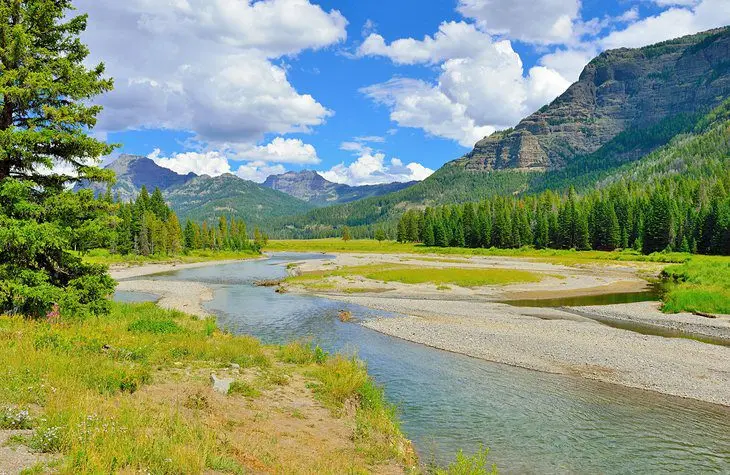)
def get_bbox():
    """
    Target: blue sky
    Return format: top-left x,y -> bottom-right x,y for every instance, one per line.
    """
77,0 -> 729,185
